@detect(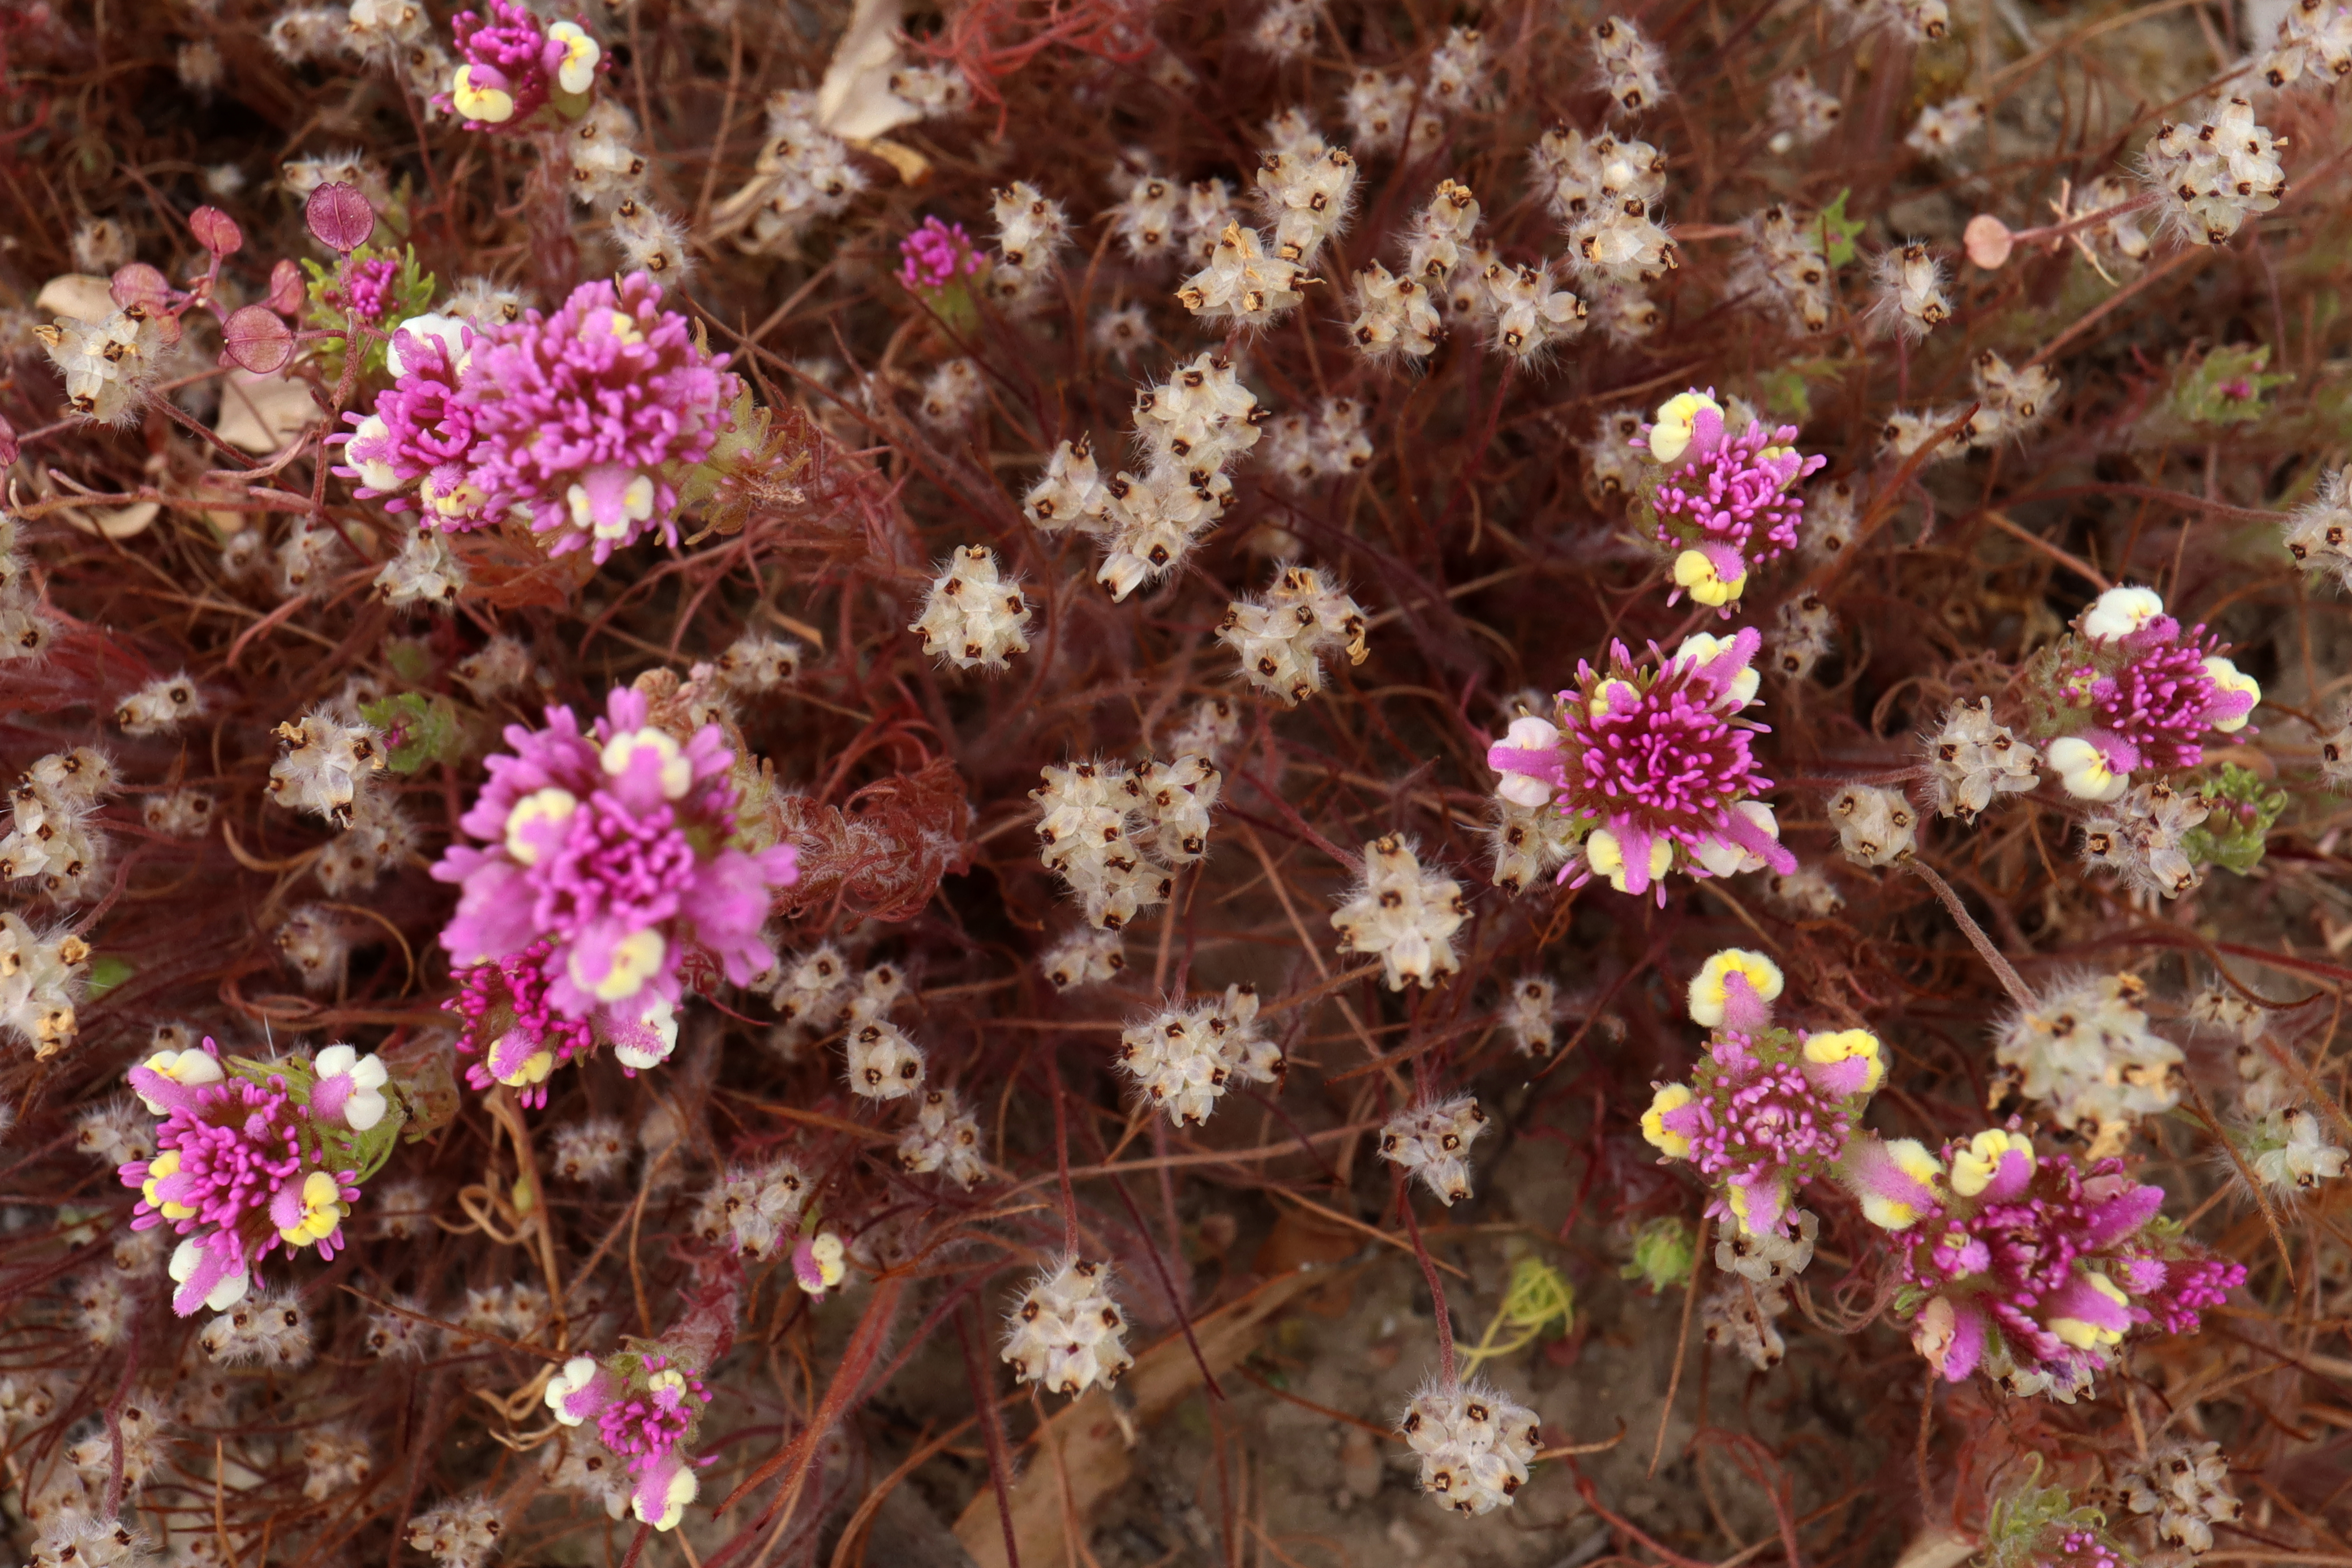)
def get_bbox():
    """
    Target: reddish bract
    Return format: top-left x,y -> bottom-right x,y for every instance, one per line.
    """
305,181 -> 377,254
221,304 -> 295,374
